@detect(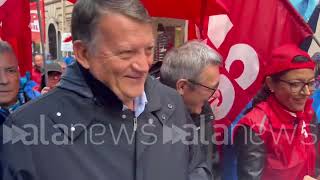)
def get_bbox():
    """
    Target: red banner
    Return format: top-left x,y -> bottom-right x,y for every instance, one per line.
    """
30,0 -> 46,44
141,0 -> 227,20
62,0 -> 312,127
189,0 -> 313,126
67,0 -> 227,21
0,0 -> 32,76
67,0 -> 76,4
